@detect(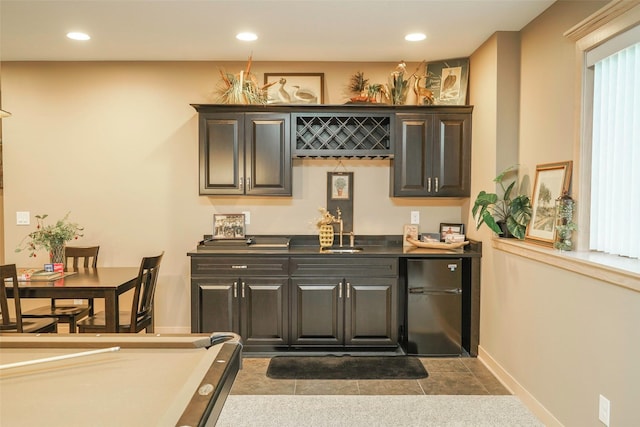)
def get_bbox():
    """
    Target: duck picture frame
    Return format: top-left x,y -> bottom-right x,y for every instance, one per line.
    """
264,72 -> 324,104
